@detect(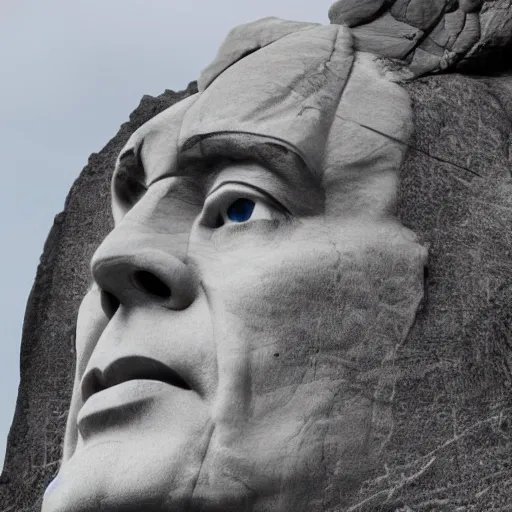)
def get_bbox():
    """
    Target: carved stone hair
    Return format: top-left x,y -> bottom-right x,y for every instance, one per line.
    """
328,0 -> 512,77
